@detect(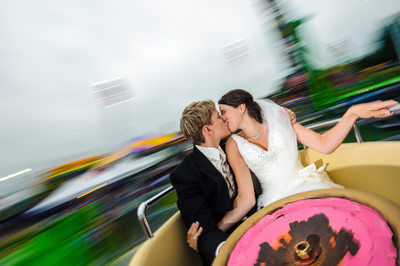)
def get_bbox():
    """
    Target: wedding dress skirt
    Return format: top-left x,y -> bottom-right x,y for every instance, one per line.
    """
231,100 -> 342,209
